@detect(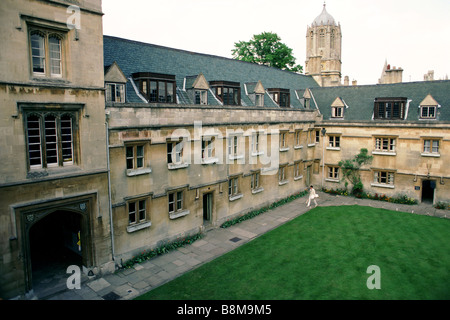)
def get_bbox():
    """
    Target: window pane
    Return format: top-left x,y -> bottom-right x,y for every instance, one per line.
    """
149,81 -> 157,102
115,84 -> 124,102
255,94 -> 261,106
432,140 -> 439,153
31,33 -> 45,74
233,88 -> 239,105
390,139 -> 396,151
429,107 -> 435,118
168,193 -> 174,212
126,146 -> 134,169
27,115 -> 42,167
61,115 -> 73,163
44,115 -> 58,166
423,140 -> 430,152
176,191 -> 183,210
139,200 -> 146,221
167,143 -> 173,163
166,82 -> 174,103
175,142 -> 182,162
136,145 -> 144,168
385,103 -> 392,118
49,36 -> 62,76
378,103 -> 384,118
380,172 -> 387,184
393,102 -> 400,118
142,80 -> 147,94
382,139 -> 388,150
195,91 -> 201,104
129,202 -> 136,224
158,81 -> 166,103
